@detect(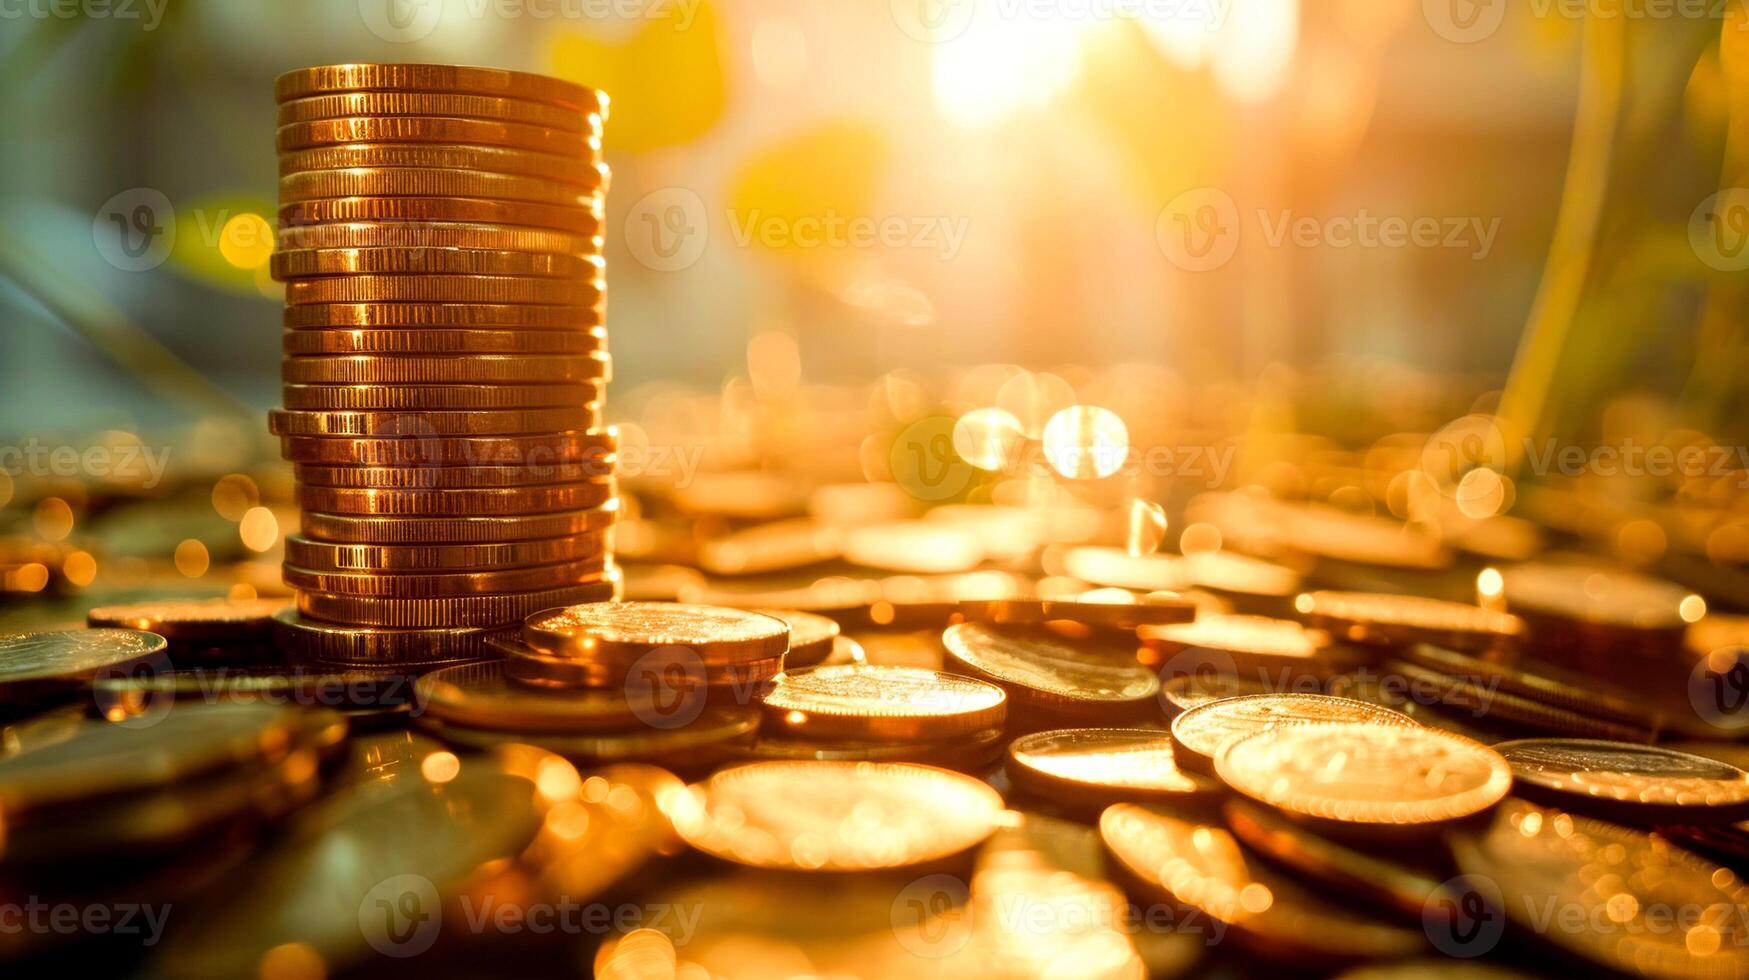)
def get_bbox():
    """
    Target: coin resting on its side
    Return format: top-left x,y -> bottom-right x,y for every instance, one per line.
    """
1006,728 -> 1220,807
1495,738 -> 1749,823
1169,693 -> 1415,773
